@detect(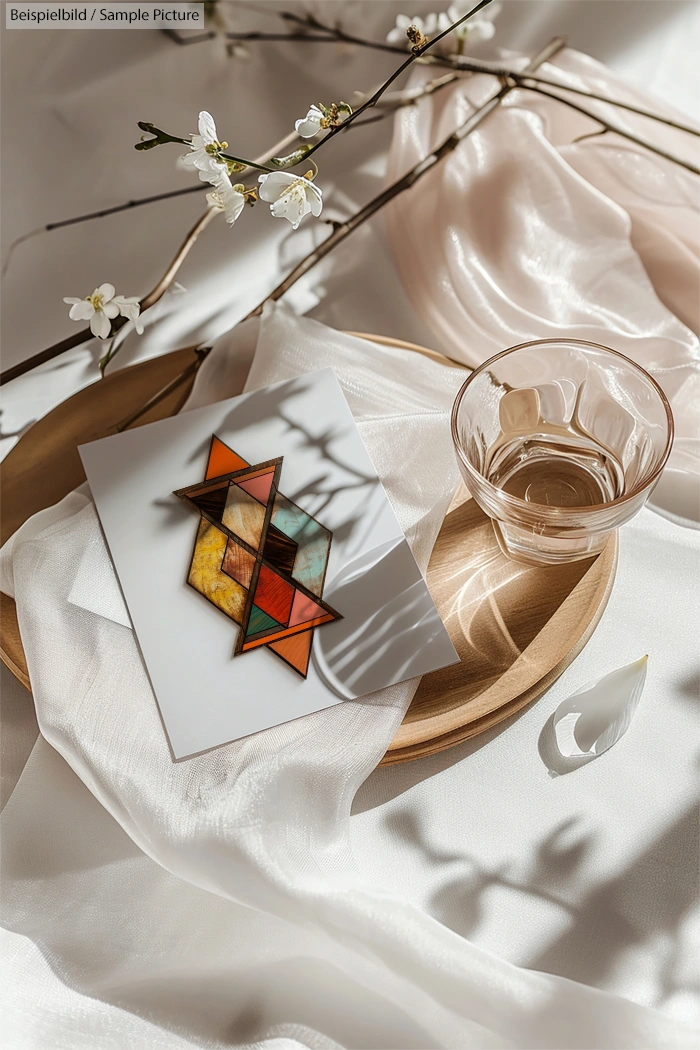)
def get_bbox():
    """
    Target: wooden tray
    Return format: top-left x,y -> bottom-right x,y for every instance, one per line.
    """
0,335 -> 617,764
382,489 -> 615,763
